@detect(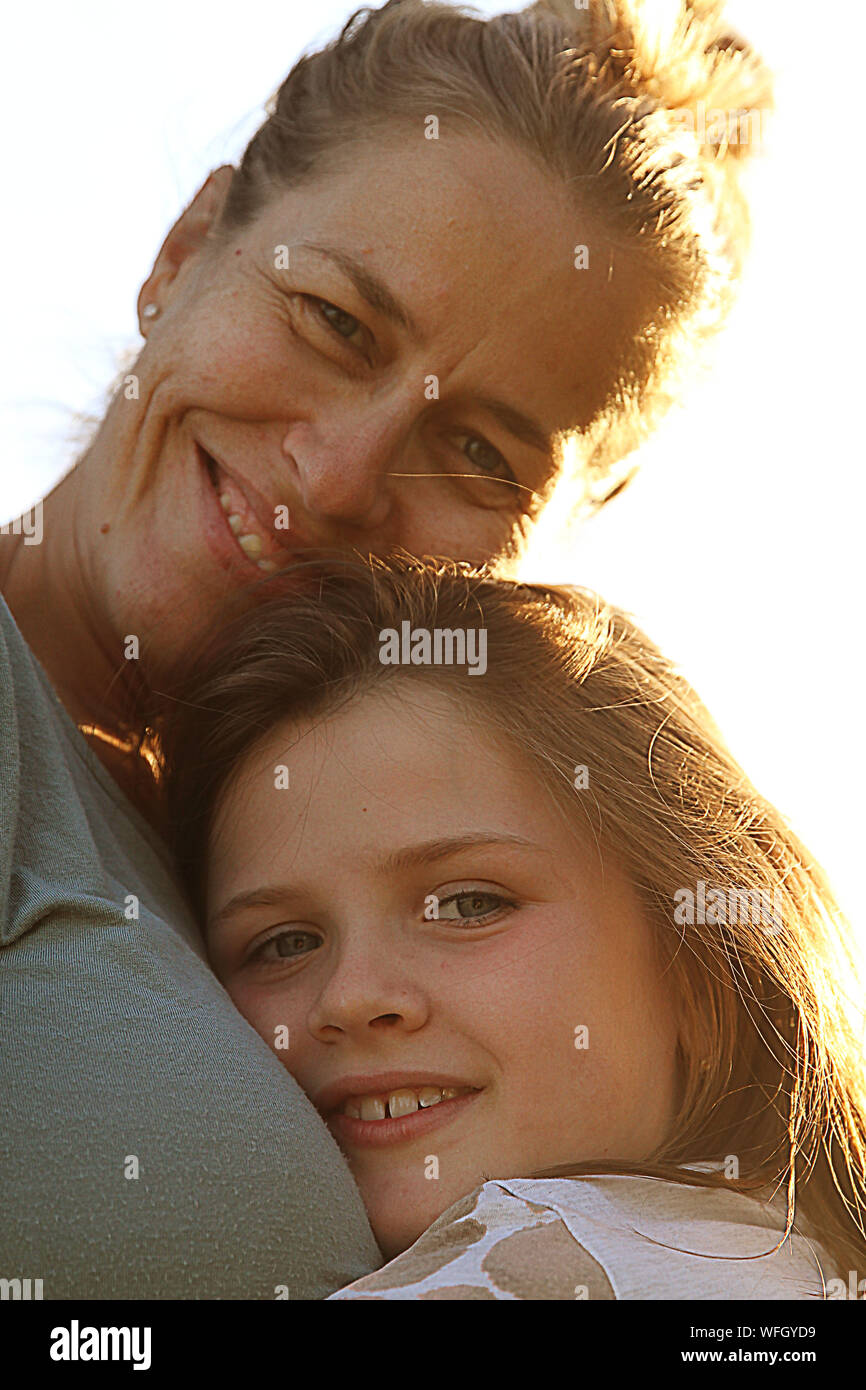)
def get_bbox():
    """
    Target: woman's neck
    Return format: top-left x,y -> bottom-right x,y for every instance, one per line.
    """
0,480 -> 165,832
75,723 -> 168,836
